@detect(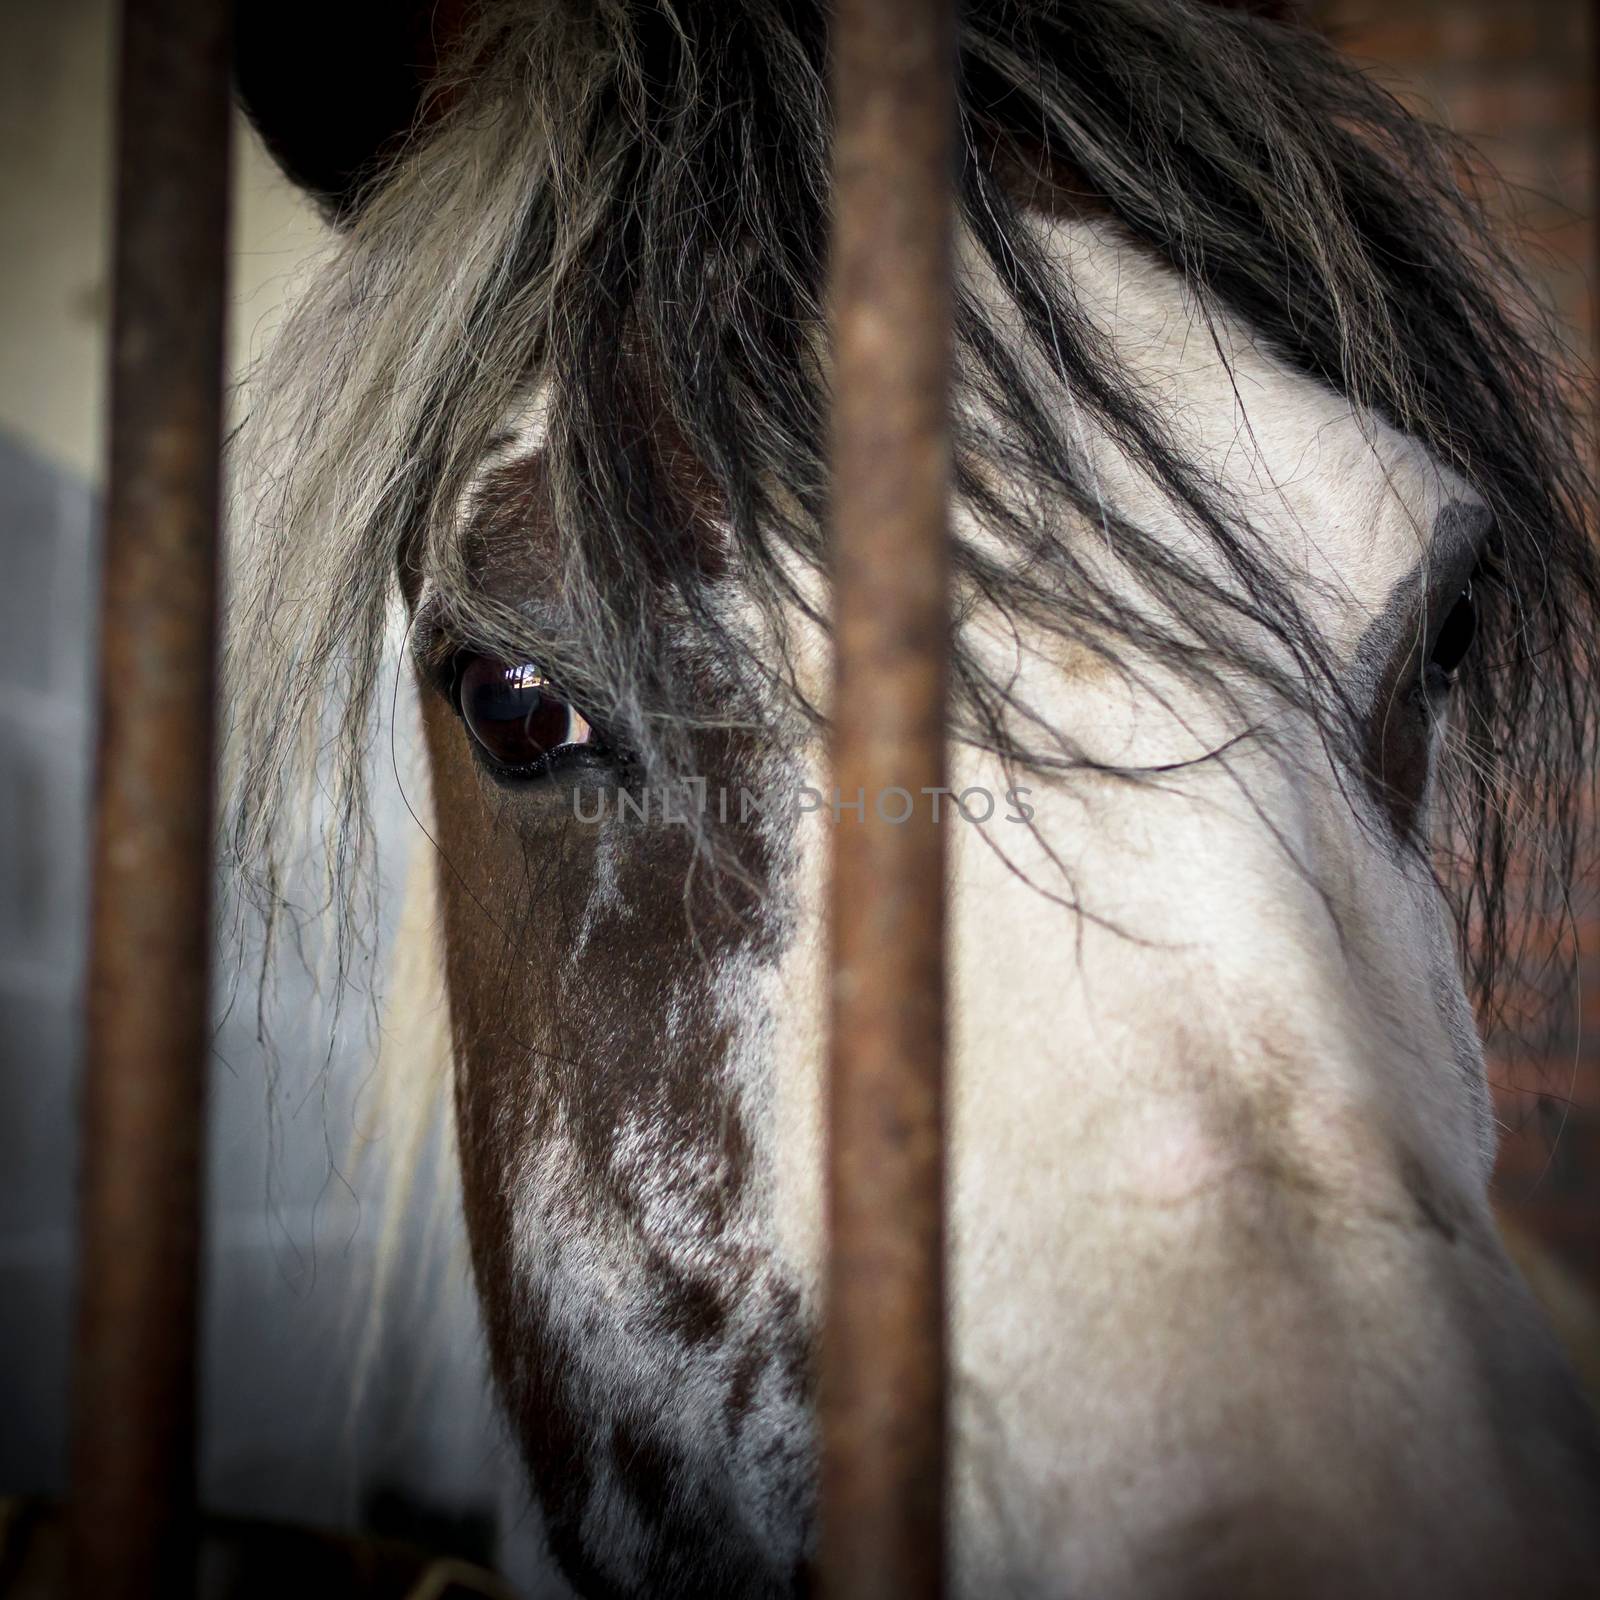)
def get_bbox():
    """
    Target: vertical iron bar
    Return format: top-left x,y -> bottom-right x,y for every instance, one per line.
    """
823,0 -> 955,1595
70,0 -> 231,1594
